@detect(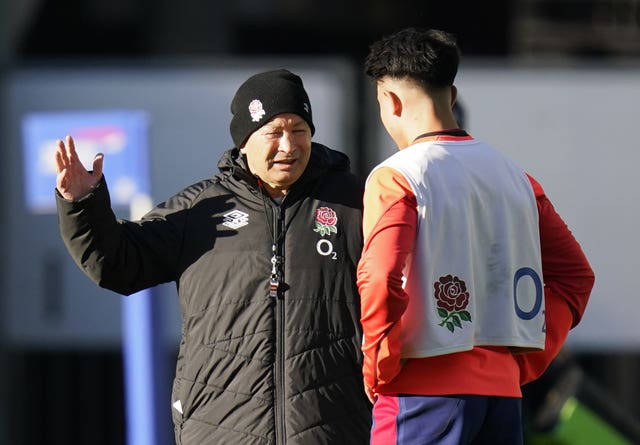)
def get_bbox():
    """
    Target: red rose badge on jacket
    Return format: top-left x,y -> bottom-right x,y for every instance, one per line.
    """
434,274 -> 472,332
313,207 -> 338,237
